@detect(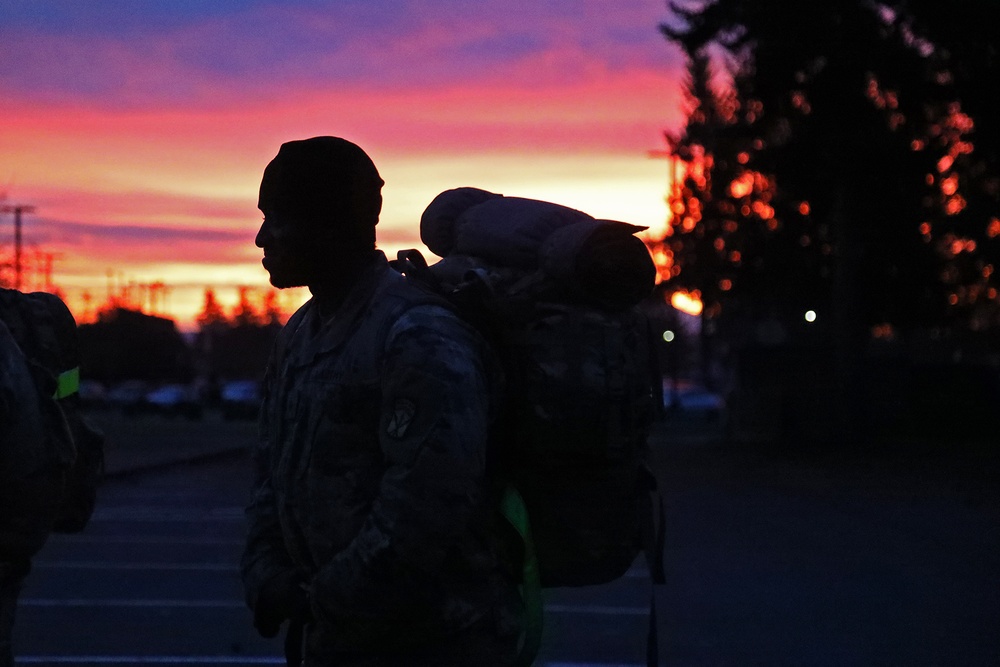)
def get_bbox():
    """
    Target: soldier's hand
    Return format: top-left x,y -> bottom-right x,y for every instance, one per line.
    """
253,570 -> 310,638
